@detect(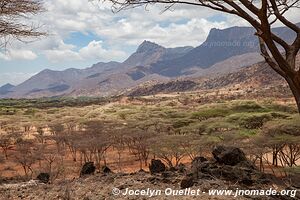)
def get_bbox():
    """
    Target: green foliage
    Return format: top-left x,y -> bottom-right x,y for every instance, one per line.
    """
285,166 -> 300,175
172,118 -> 195,129
227,112 -> 282,129
263,116 -> 300,137
265,103 -> 298,113
239,129 -> 257,136
230,101 -> 267,113
205,121 -> 238,134
164,110 -> 188,119
0,97 -> 110,109
0,108 -> 16,115
191,108 -> 229,121
23,108 -> 36,116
